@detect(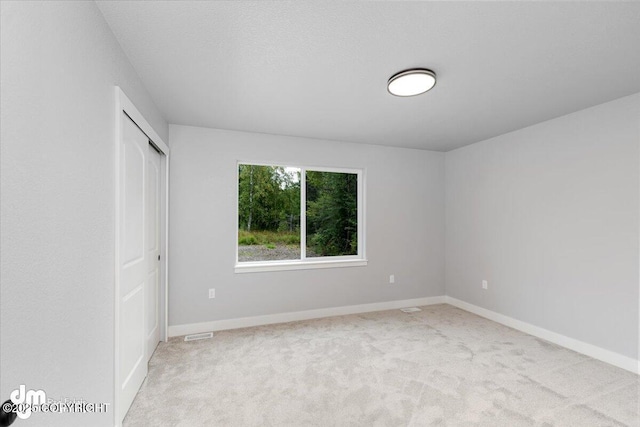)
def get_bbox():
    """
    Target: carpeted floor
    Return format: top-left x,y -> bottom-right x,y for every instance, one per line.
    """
124,304 -> 639,426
